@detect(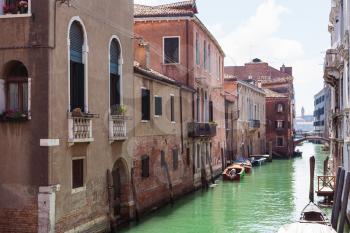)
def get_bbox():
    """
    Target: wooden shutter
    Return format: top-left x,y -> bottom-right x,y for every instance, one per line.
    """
70,61 -> 85,112
170,95 -> 175,122
72,159 -> 84,189
209,101 -> 213,122
0,79 -> 5,113
173,149 -> 178,170
141,89 -> 150,120
141,155 -> 149,177
155,96 -> 162,116
27,78 -> 31,119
